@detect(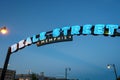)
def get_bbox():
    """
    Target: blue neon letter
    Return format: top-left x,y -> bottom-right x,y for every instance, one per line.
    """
82,24 -> 92,34
94,24 -> 105,35
39,32 -> 46,40
71,25 -> 80,35
32,35 -> 39,43
106,24 -> 118,35
52,28 -> 60,37
62,26 -> 70,36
